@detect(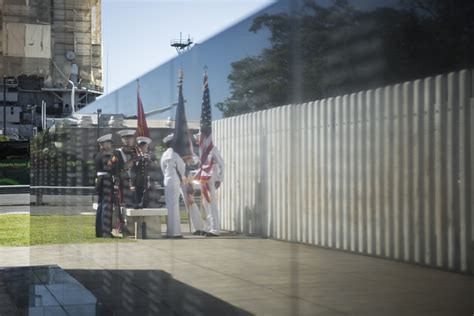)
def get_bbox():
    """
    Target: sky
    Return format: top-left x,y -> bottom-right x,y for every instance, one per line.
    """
86,0 -> 401,121
102,0 -> 275,94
